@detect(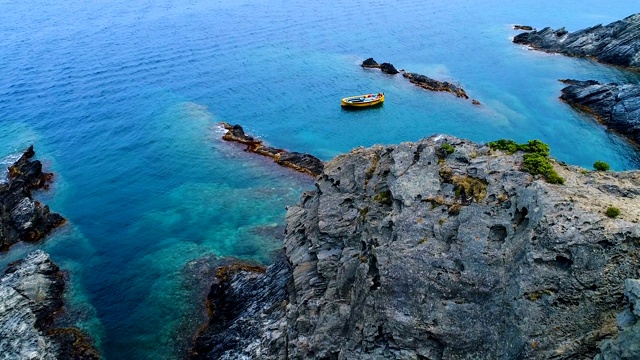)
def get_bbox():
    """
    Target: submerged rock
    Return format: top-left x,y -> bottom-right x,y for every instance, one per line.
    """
0,250 -> 100,359
559,79 -> 640,147
193,135 -> 640,359
0,146 -> 65,251
403,72 -> 470,98
513,13 -> 640,69
220,122 -> 324,177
